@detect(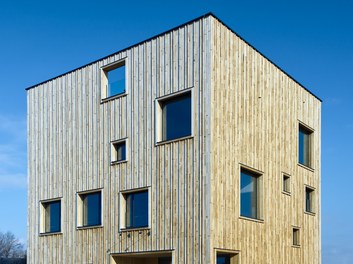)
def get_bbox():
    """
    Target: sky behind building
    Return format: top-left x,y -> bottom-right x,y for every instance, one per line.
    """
0,0 -> 352,262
